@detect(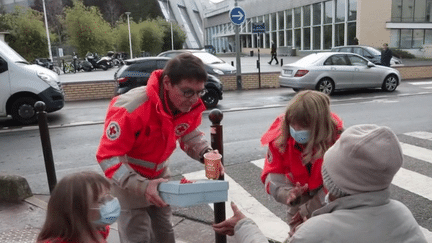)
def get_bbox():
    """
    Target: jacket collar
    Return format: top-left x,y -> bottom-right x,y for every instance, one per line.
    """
312,188 -> 391,217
